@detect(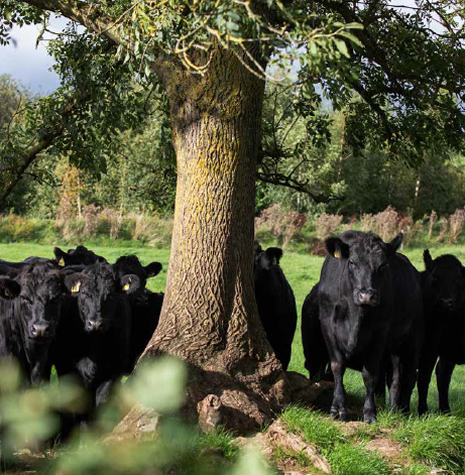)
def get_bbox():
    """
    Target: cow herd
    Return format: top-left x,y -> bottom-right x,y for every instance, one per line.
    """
0,232 -> 463,454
